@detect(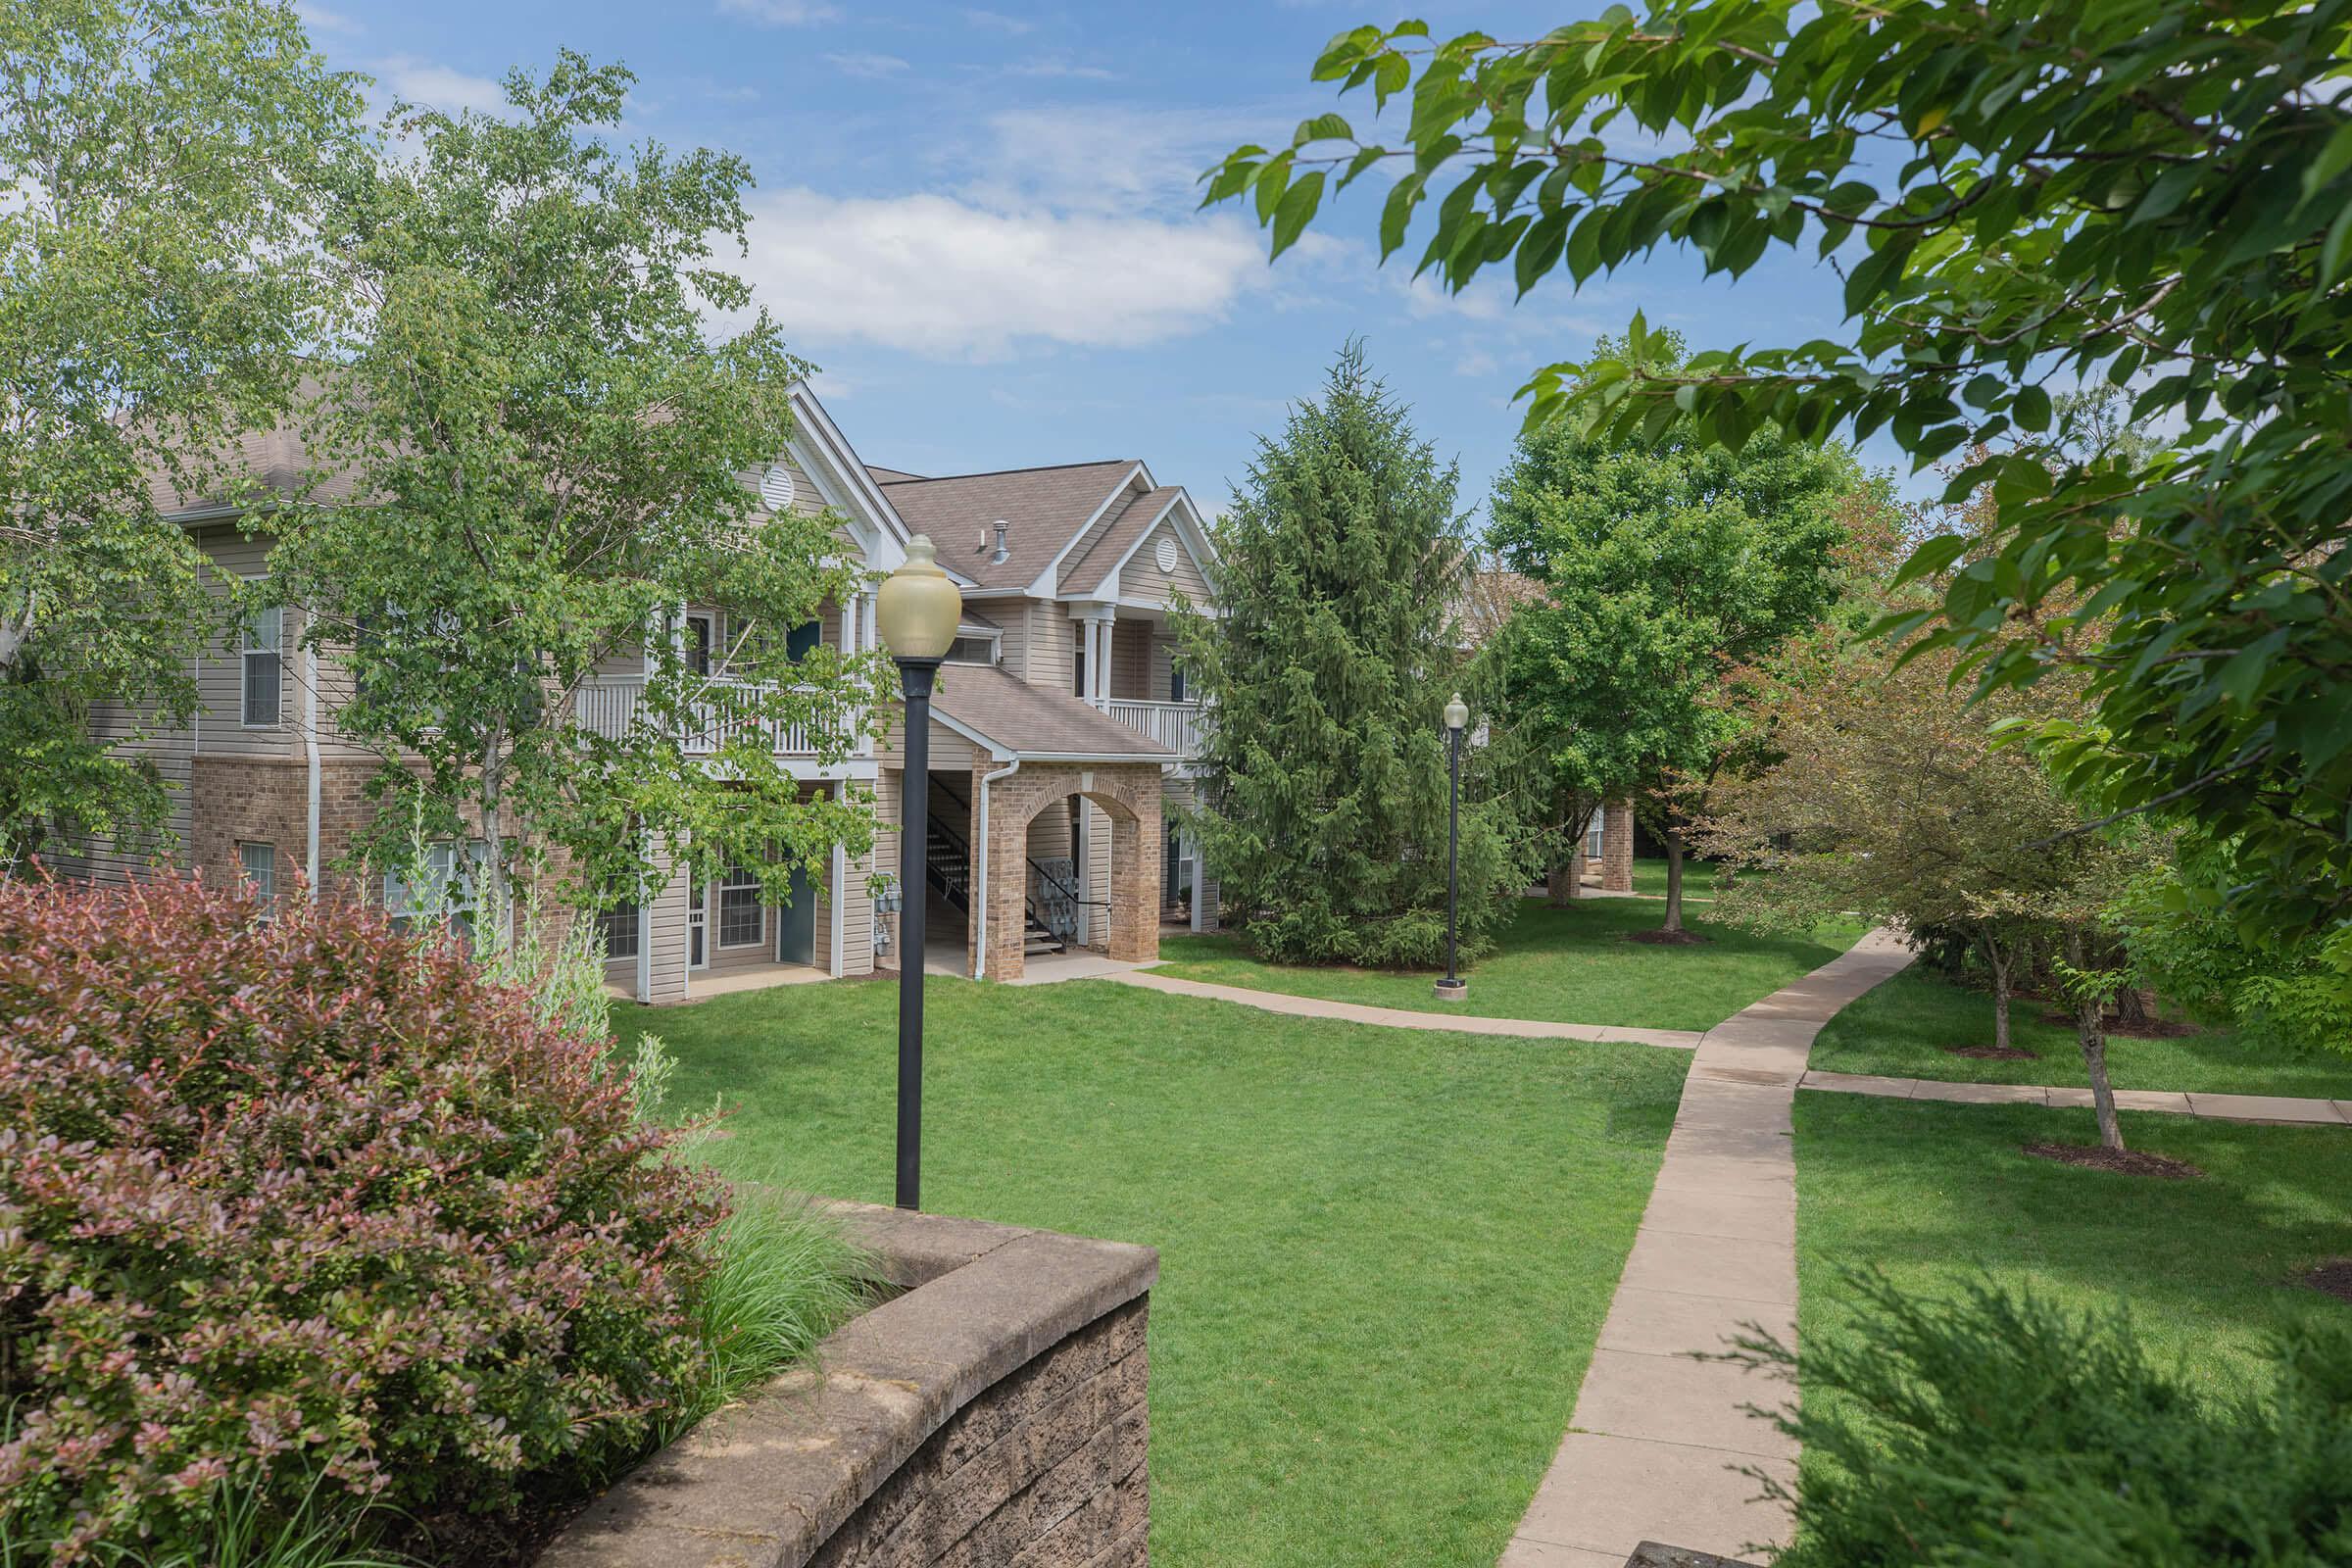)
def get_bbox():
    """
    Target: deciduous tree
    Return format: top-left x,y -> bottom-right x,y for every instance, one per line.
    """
1491,327 -> 1860,936
271,54 -> 878,916
1206,0 -> 2352,949
0,0 -> 361,861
